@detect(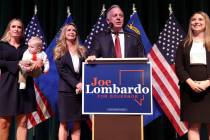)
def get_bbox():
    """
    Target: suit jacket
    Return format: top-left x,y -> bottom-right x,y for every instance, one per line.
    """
175,41 -> 210,83
89,30 -> 145,58
55,52 -> 84,93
